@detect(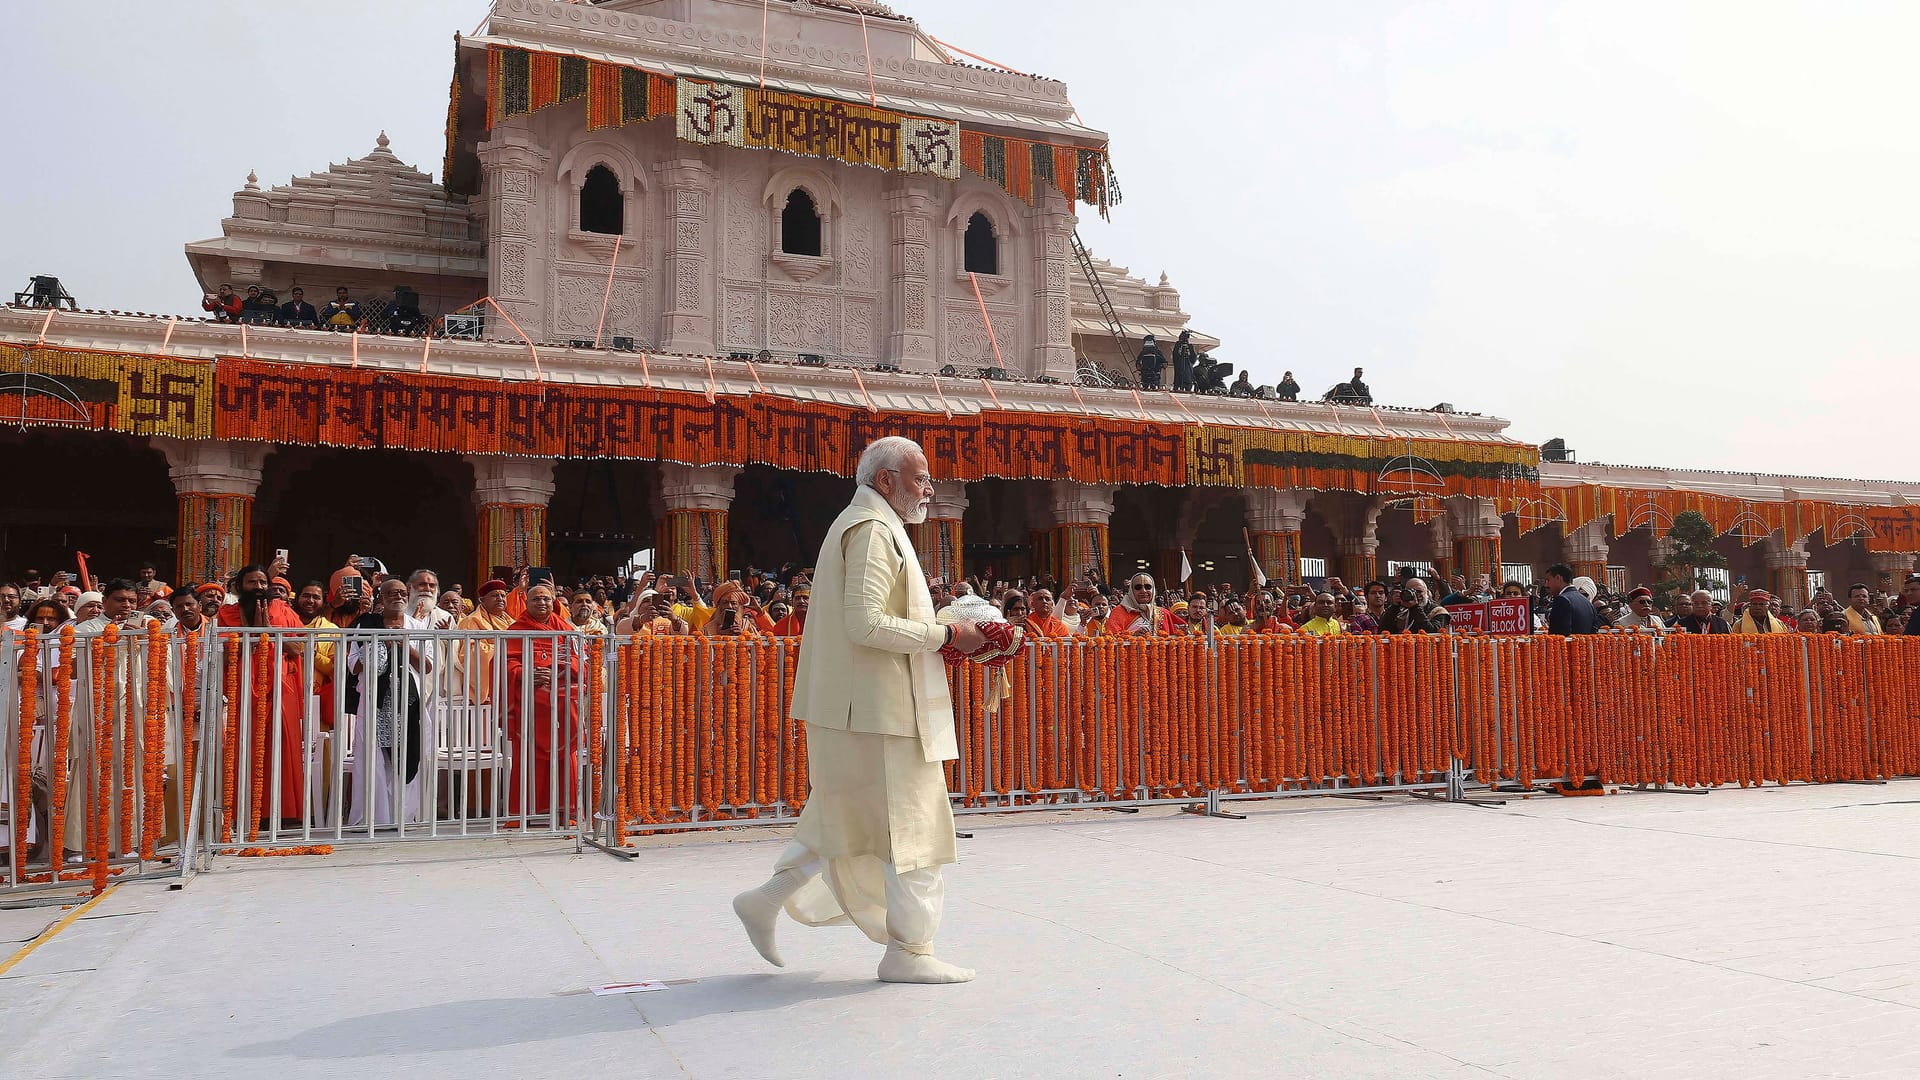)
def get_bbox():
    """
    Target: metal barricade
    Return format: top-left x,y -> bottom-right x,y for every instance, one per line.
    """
0,624 -> 194,907
199,627 -> 604,854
